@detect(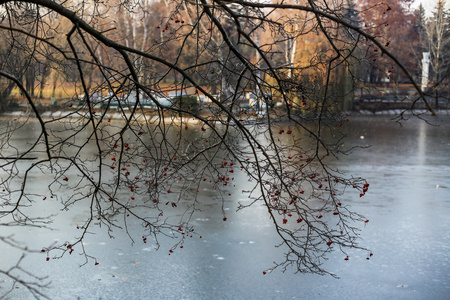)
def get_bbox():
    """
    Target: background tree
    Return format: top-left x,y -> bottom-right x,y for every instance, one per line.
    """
0,0 -> 436,298
357,0 -> 420,85
420,0 -> 450,106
